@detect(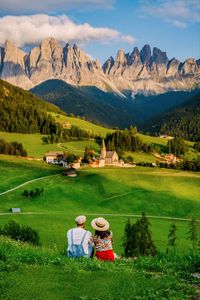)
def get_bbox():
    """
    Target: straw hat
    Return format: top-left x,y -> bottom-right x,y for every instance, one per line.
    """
91,217 -> 109,231
75,215 -> 86,225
